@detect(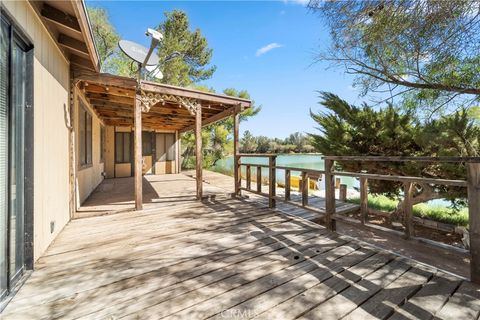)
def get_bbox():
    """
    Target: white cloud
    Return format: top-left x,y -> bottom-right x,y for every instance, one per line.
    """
283,0 -> 310,5
255,43 -> 284,57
